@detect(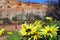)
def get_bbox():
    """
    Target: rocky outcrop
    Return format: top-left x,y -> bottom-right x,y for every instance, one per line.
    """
0,0 -> 48,20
